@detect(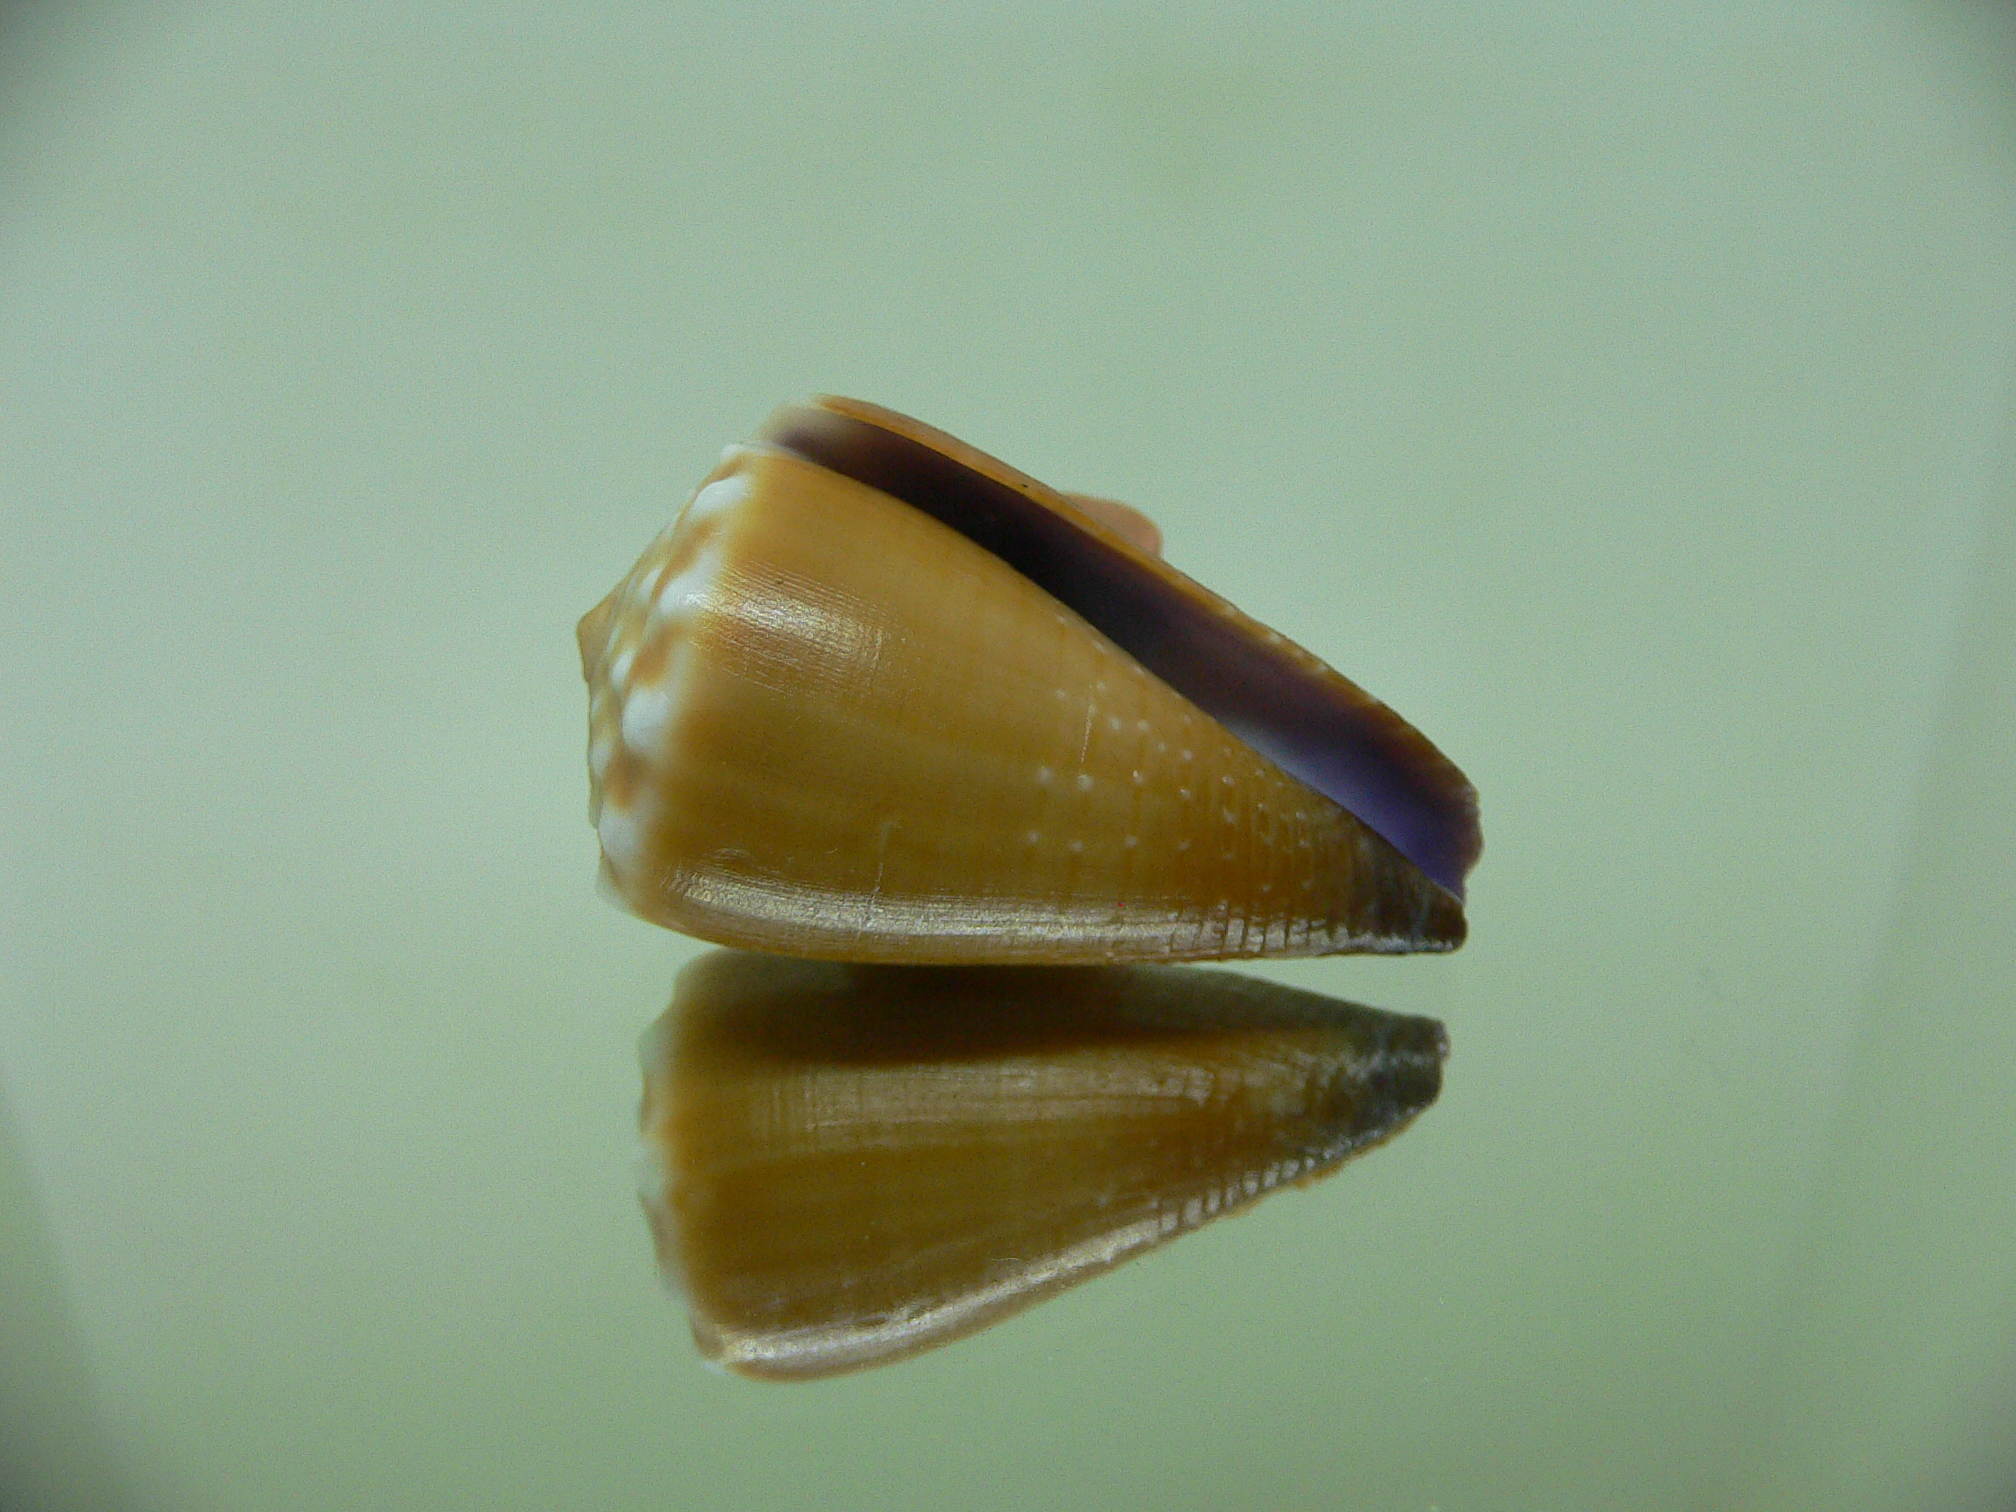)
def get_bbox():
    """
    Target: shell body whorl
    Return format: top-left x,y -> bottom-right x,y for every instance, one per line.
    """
580,405 -> 1473,964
